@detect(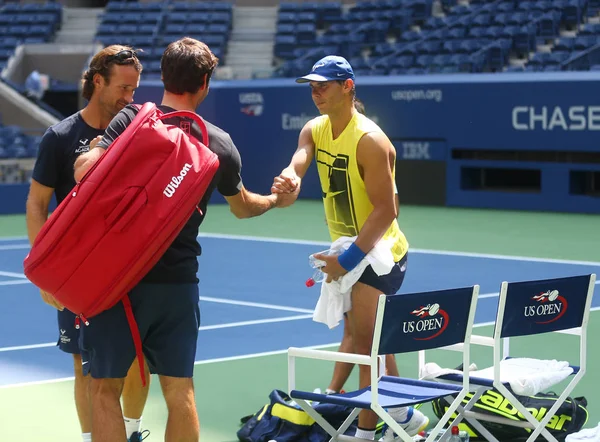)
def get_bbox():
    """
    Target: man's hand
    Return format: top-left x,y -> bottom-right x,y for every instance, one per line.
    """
89,135 -> 102,150
274,189 -> 298,208
271,170 -> 299,194
40,289 -> 64,311
312,252 -> 348,283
